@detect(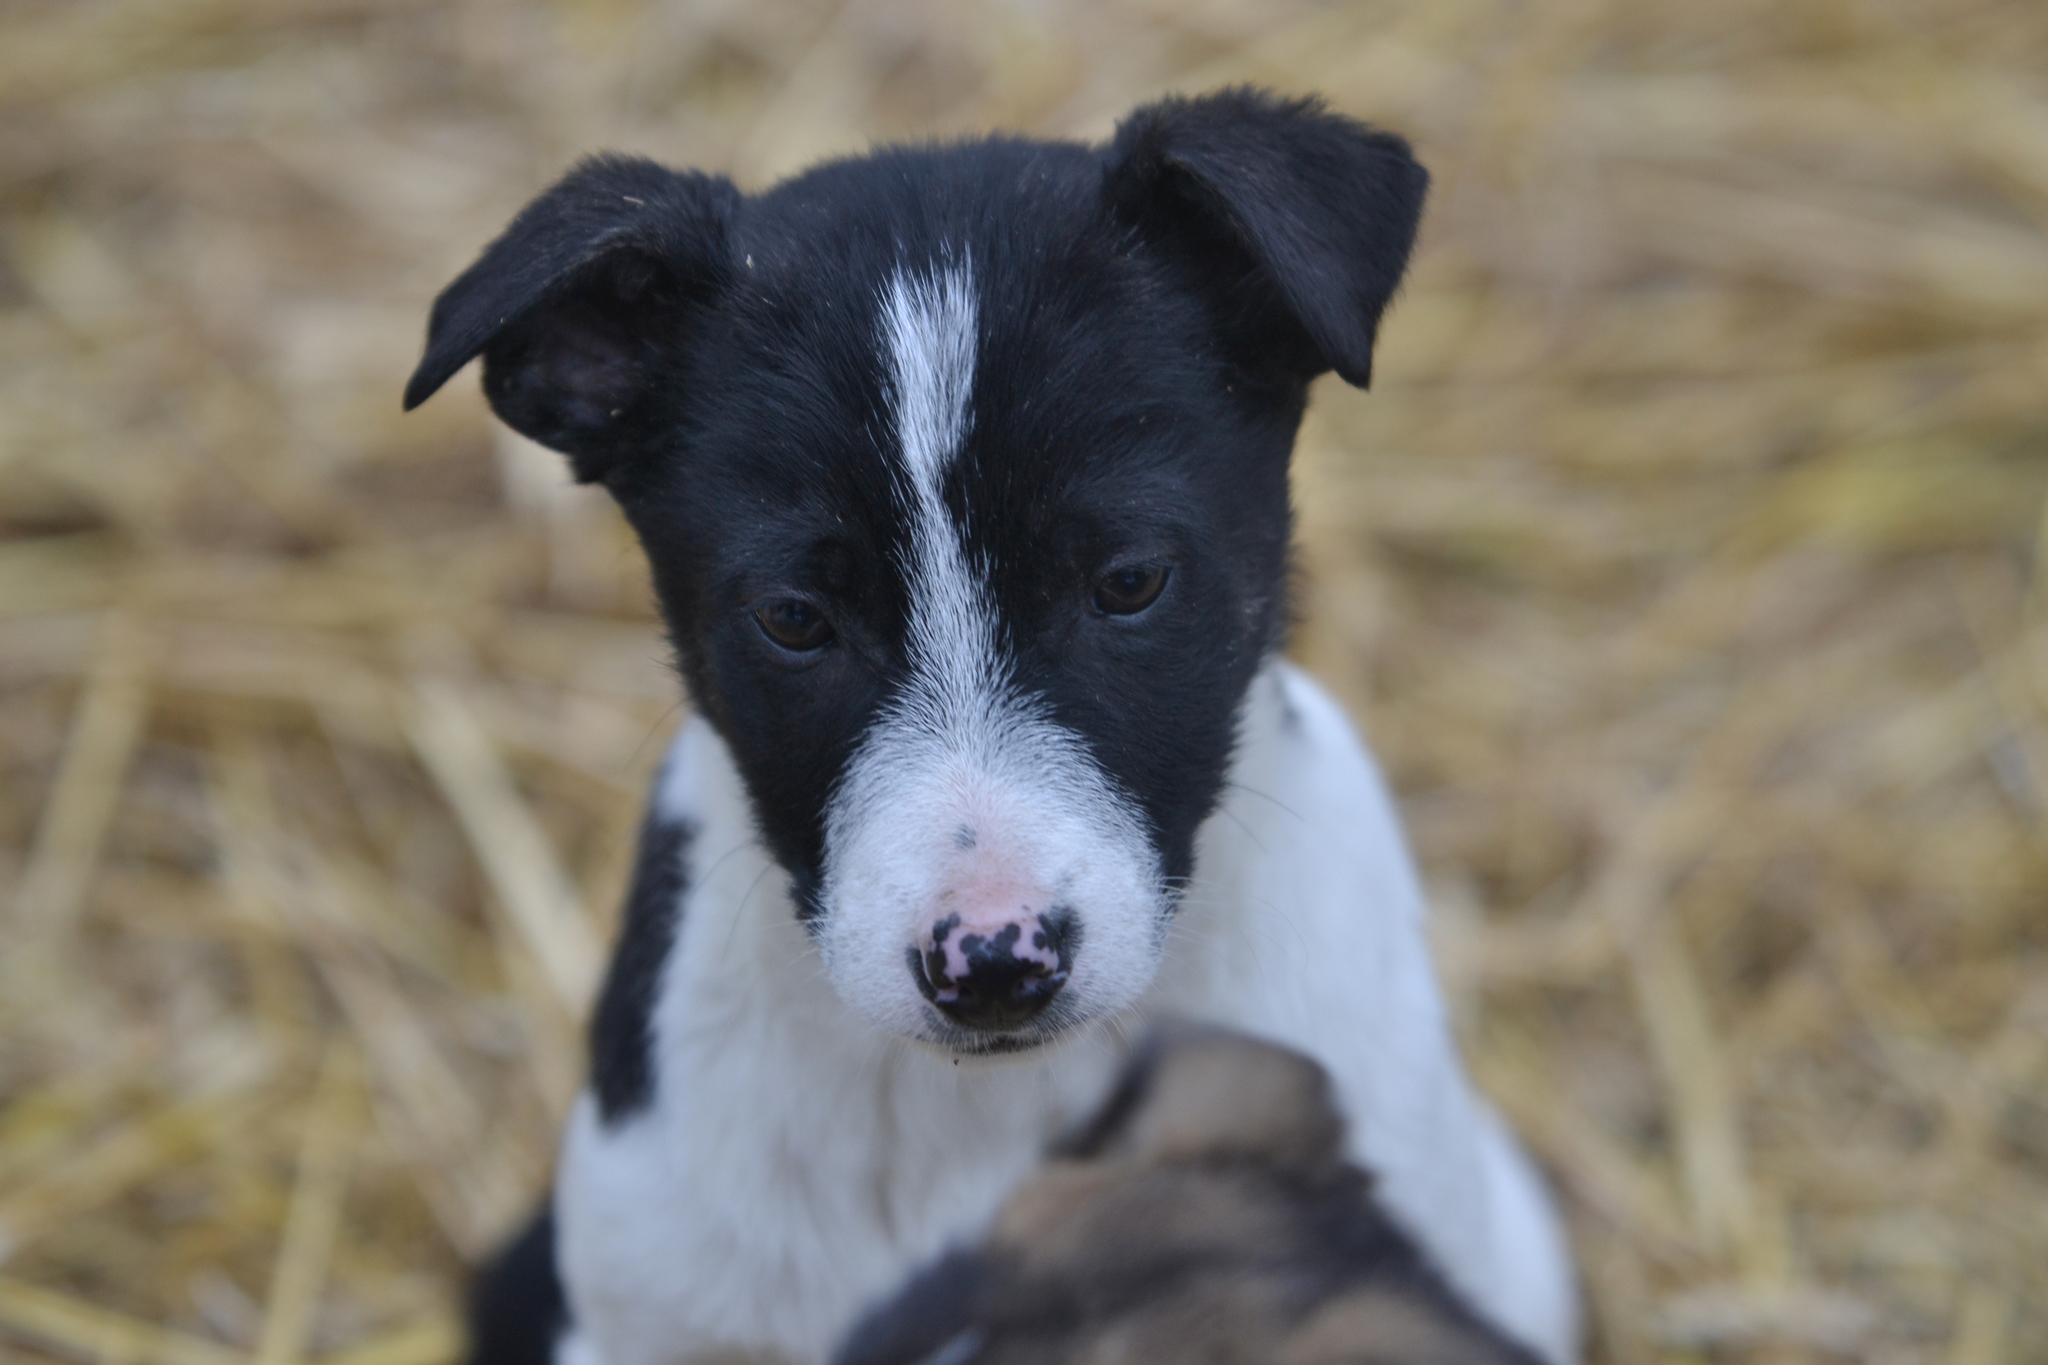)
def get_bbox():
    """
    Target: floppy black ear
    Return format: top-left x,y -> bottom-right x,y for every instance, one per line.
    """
1104,88 -> 1428,388
403,154 -> 739,483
